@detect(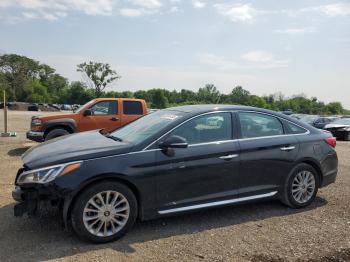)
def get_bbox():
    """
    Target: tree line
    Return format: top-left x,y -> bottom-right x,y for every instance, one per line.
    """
0,54 -> 347,115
